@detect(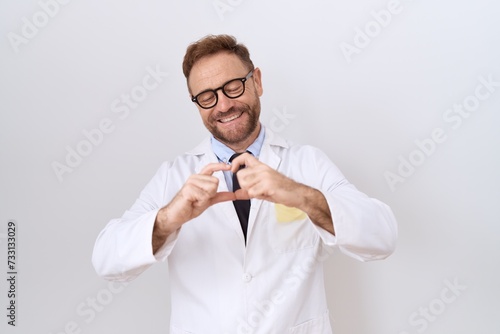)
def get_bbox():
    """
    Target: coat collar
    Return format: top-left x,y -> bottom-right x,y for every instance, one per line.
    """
185,126 -> 289,158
